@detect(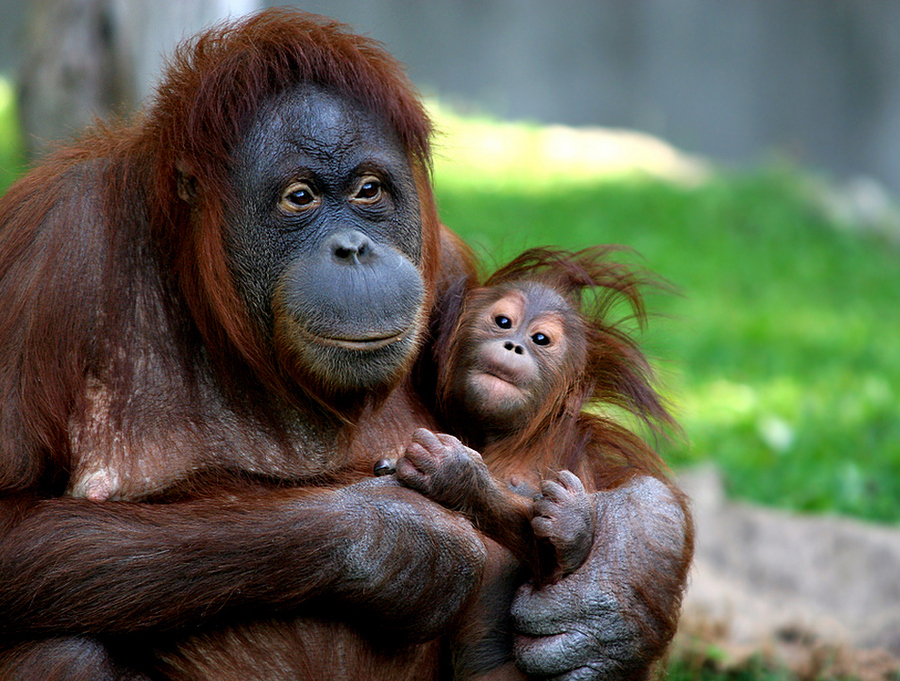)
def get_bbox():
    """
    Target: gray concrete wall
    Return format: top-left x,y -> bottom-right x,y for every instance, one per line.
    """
3,0 -> 900,191
293,0 -> 900,192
